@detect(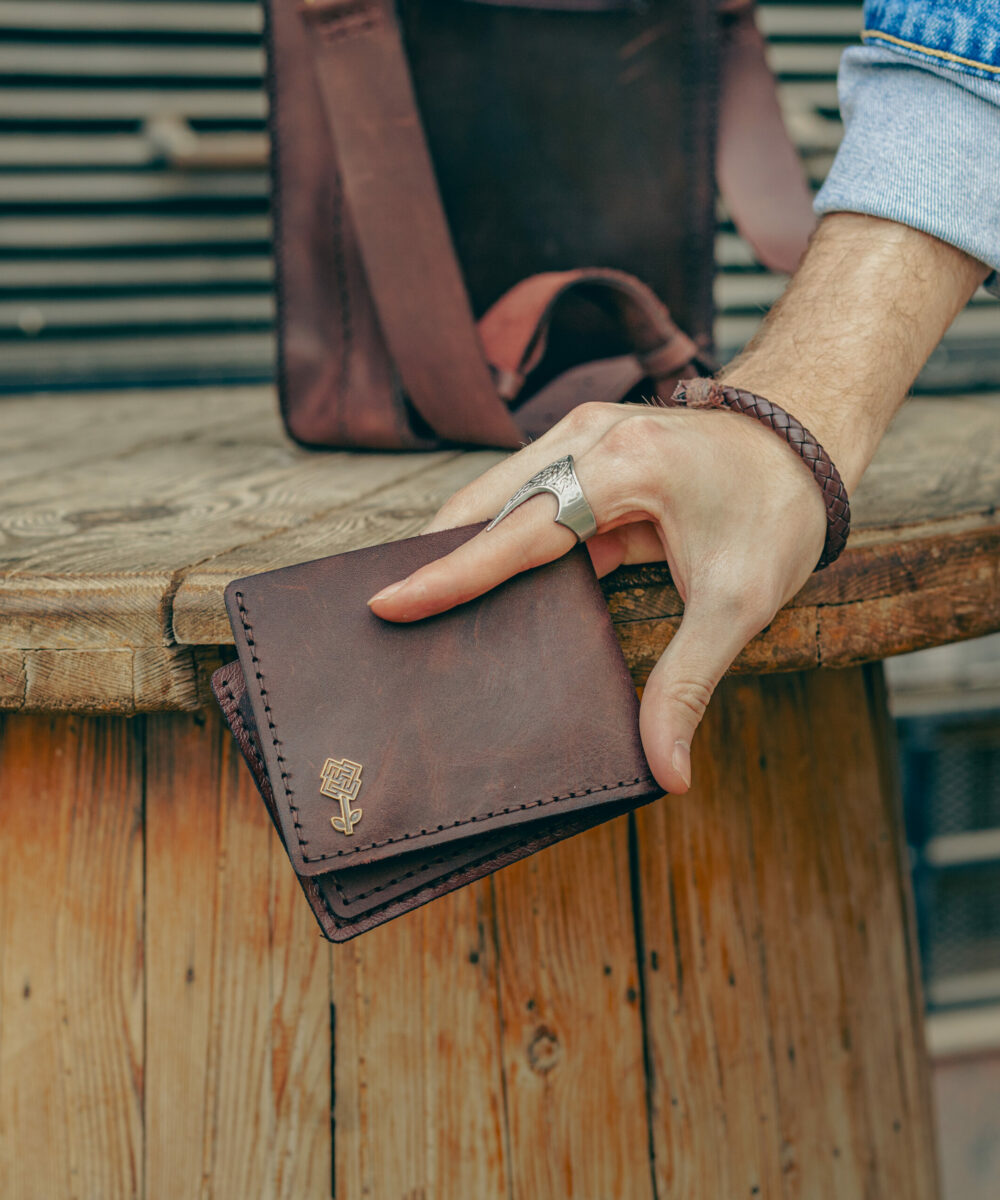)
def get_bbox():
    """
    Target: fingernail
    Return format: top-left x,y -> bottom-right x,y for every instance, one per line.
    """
368,577 -> 409,605
672,740 -> 691,789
